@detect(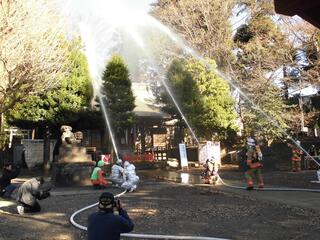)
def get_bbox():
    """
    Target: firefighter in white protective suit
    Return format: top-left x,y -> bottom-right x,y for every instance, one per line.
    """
110,159 -> 125,187
121,161 -> 139,192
